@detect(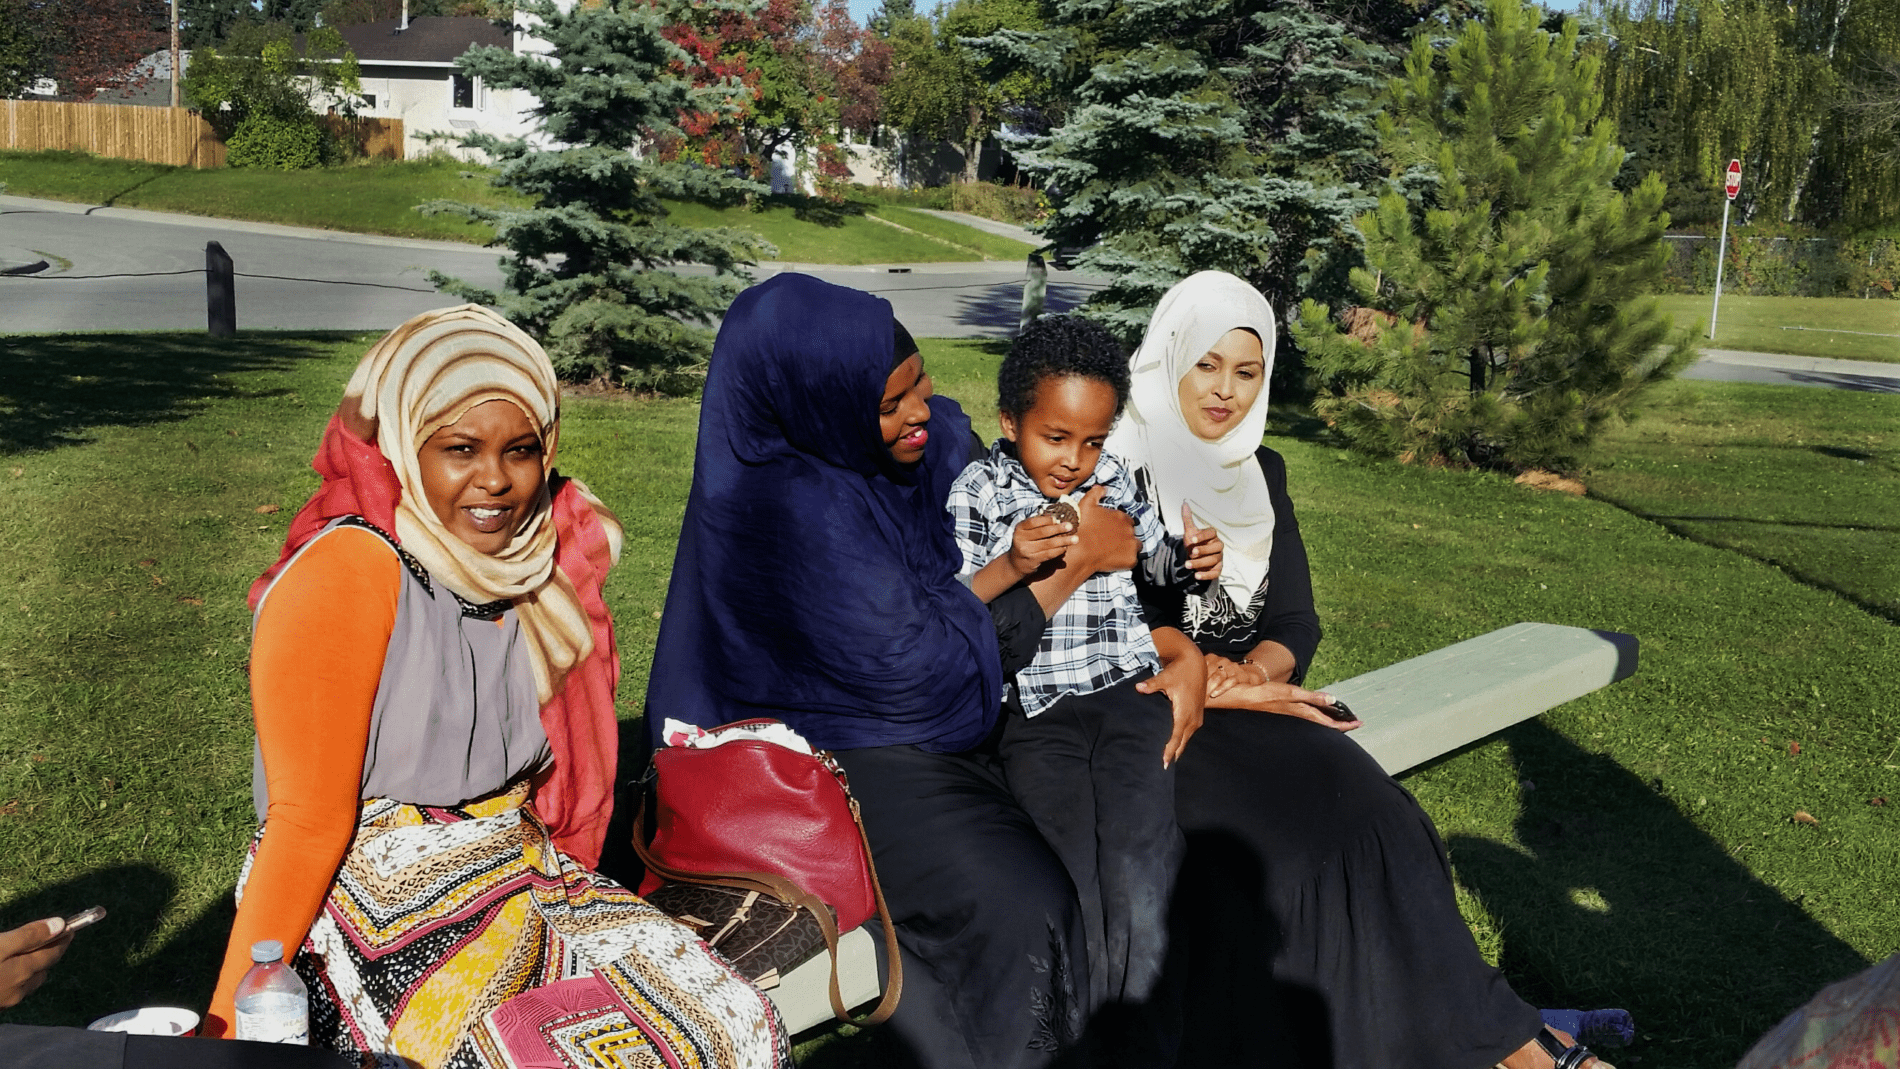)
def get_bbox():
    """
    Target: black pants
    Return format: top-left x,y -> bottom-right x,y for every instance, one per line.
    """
999,676 -> 1184,1062
833,742 -> 1089,1069
0,1024 -> 351,1067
